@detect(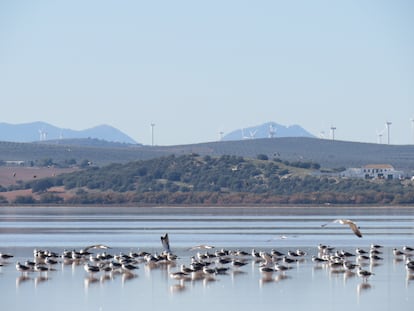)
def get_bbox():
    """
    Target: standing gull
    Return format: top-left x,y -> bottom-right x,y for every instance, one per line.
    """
84,263 -> 100,275
403,246 -> 414,253
0,253 -> 14,261
357,267 -> 374,282
321,219 -> 363,238
16,262 -> 31,274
